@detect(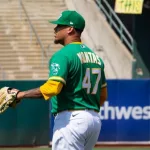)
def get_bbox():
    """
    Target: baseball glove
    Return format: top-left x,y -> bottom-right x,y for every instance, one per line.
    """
0,87 -> 20,113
